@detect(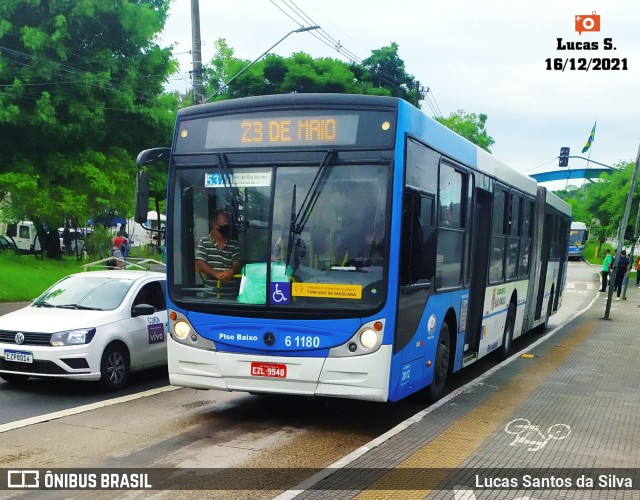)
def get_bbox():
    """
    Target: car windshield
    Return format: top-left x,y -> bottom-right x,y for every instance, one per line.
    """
170,161 -> 390,314
33,275 -> 135,311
